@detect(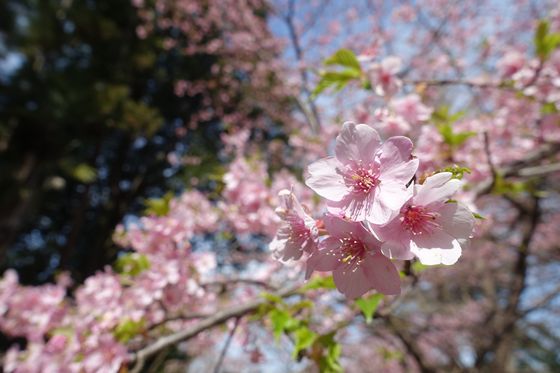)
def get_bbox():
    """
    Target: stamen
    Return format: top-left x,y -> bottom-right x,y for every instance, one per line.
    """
345,162 -> 380,194
401,205 -> 440,235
